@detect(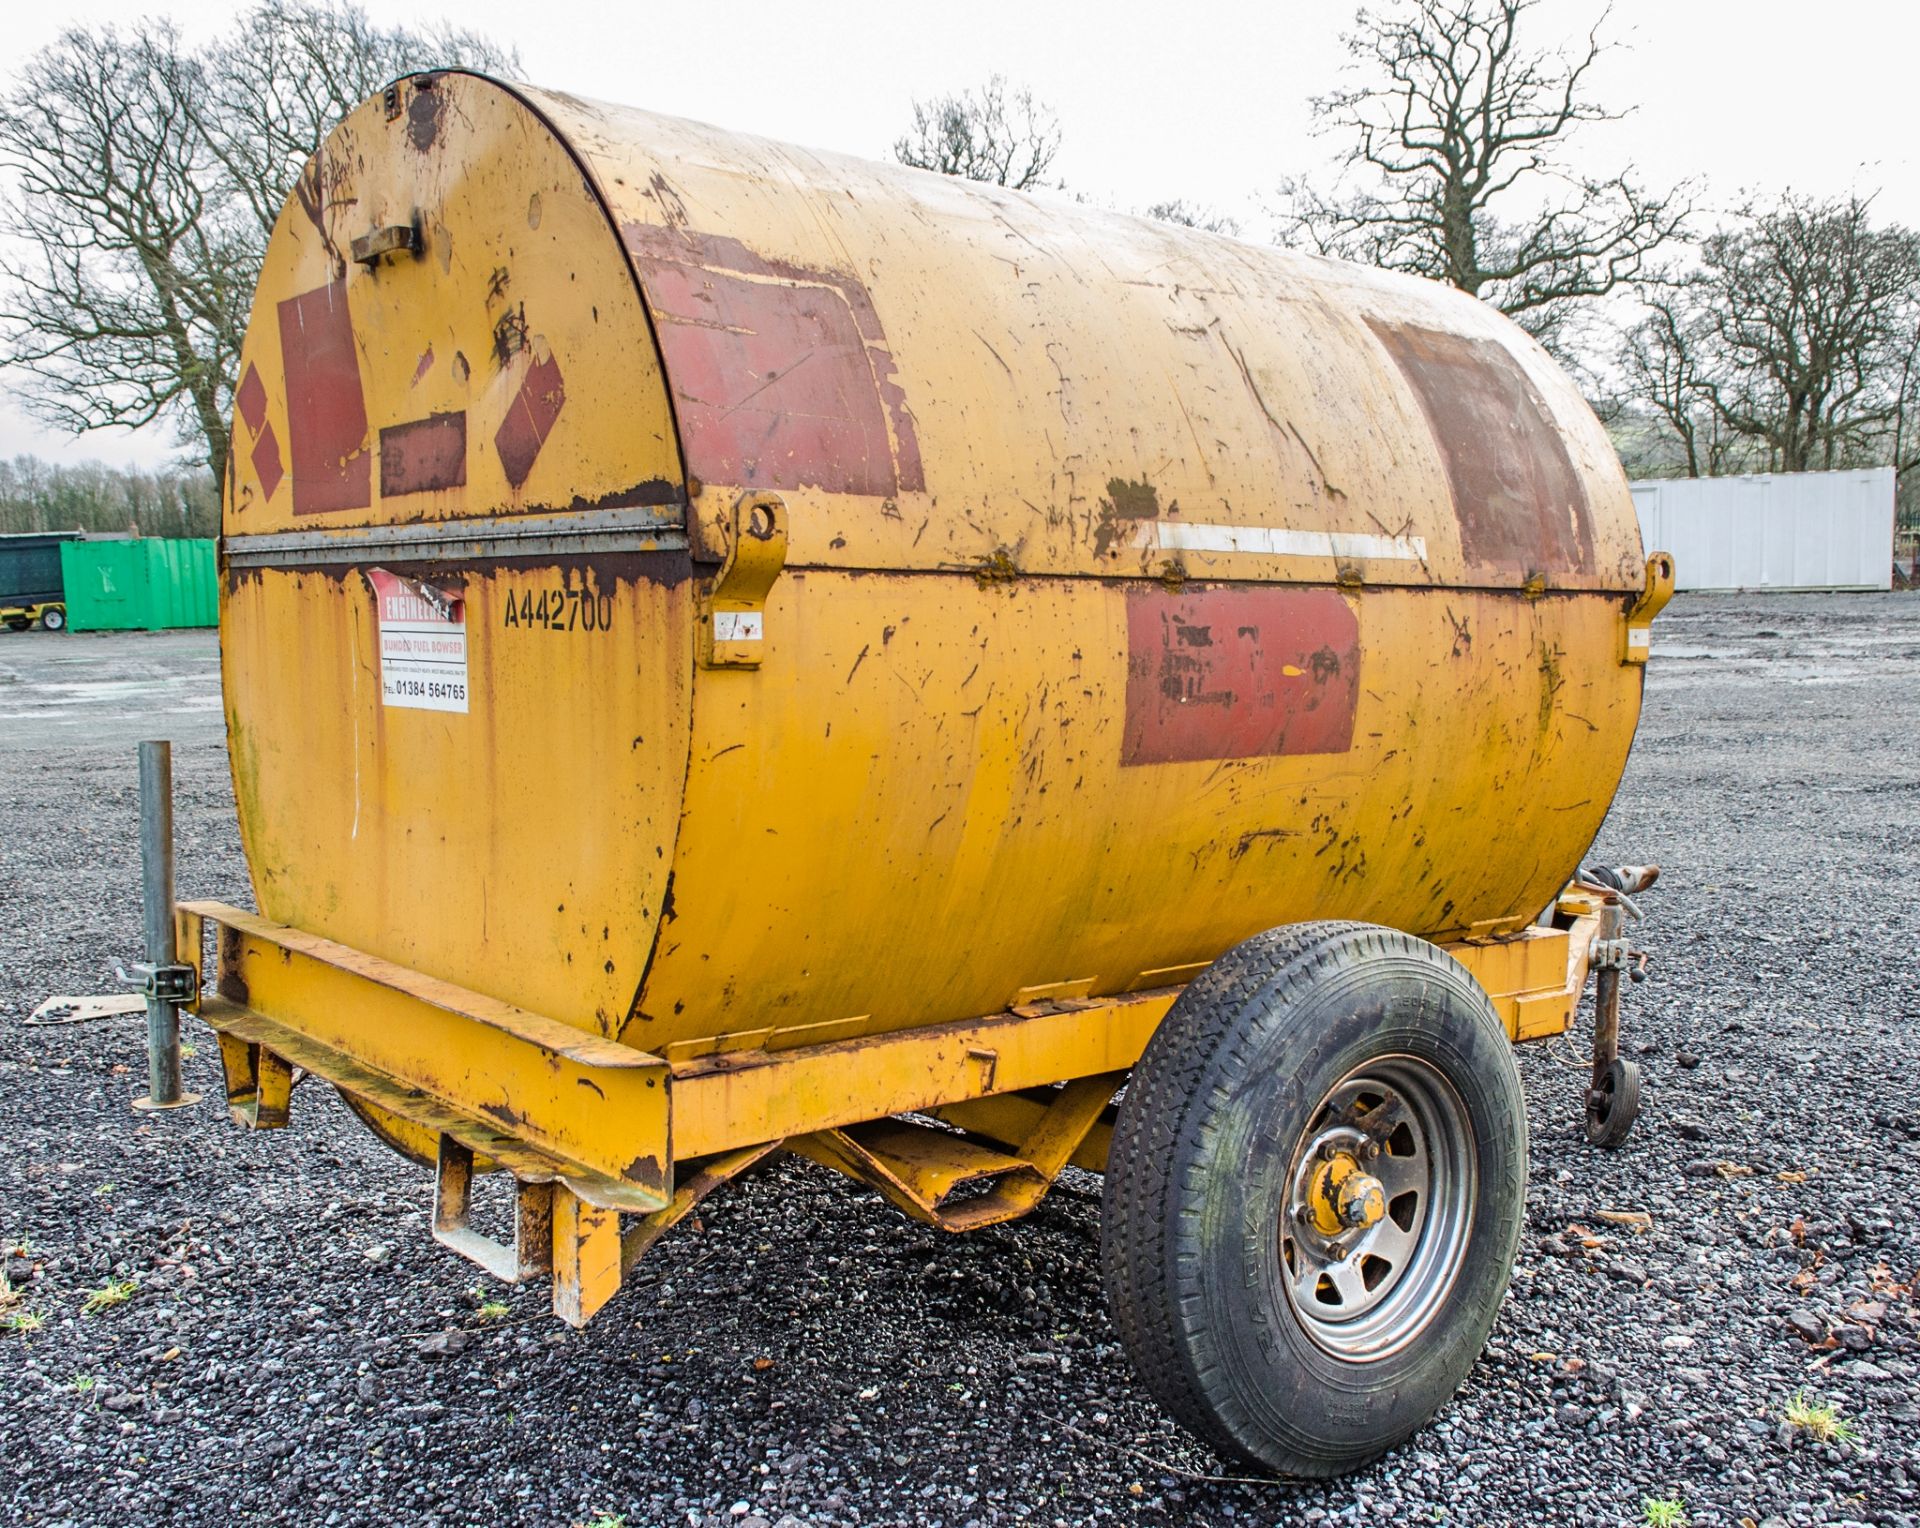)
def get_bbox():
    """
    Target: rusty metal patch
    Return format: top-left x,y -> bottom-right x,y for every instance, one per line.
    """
622,224 -> 925,498
380,412 -> 468,497
495,354 -> 566,489
276,280 -> 372,516
1368,320 -> 1593,575
406,85 -> 443,152
1122,586 -> 1359,766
